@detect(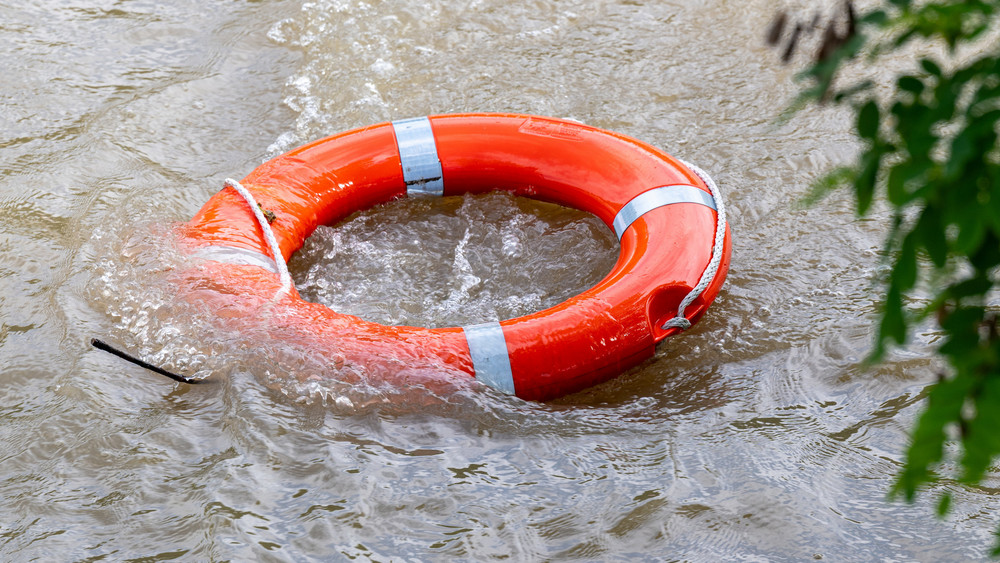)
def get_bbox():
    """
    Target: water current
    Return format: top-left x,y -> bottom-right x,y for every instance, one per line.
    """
2,0 -> 999,560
